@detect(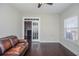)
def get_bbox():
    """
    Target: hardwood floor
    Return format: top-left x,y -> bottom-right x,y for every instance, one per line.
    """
25,43 -> 76,56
